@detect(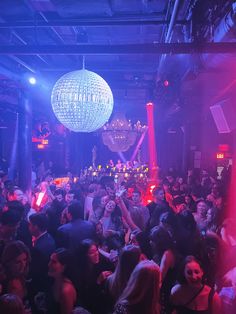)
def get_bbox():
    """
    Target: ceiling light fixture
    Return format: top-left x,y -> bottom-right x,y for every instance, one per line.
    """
51,68 -> 114,132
